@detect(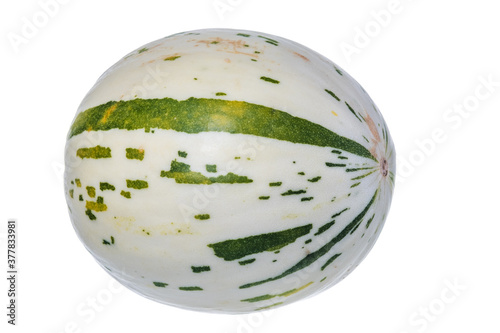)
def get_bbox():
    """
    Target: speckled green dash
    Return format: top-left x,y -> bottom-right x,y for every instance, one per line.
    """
260,76 -> 280,84
206,164 -> 217,173
153,282 -> 168,287
215,92 -> 226,96
269,182 -> 282,187
178,151 -> 188,158
281,189 -> 306,196
326,163 -> 347,167
345,102 -> 363,122
239,258 -> 256,265
321,253 -> 341,271
86,200 -> 107,212
325,89 -> 340,101
85,209 -> 96,221
120,190 -> 131,198
164,55 -> 180,61
194,214 -> 210,220
76,146 -> 111,159
191,266 -> 211,273
307,176 -> 321,183
86,186 -> 96,198
126,179 -> 148,189
315,221 -> 335,236
179,286 -> 203,291
126,148 -> 144,161
259,196 -> 270,200
100,182 -> 115,191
